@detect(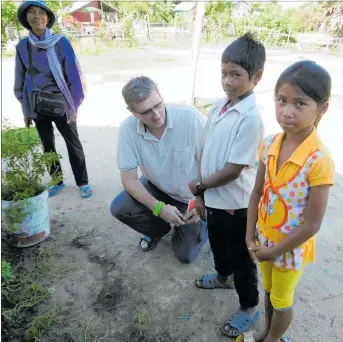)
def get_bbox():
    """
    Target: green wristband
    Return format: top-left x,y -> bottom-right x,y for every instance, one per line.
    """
153,201 -> 165,217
